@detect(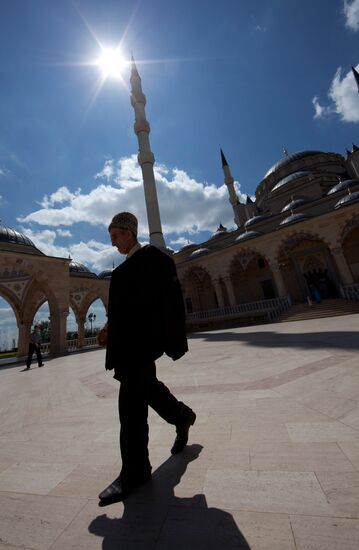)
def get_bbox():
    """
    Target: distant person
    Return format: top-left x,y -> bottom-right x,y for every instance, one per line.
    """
26,324 -> 44,369
97,212 -> 196,505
